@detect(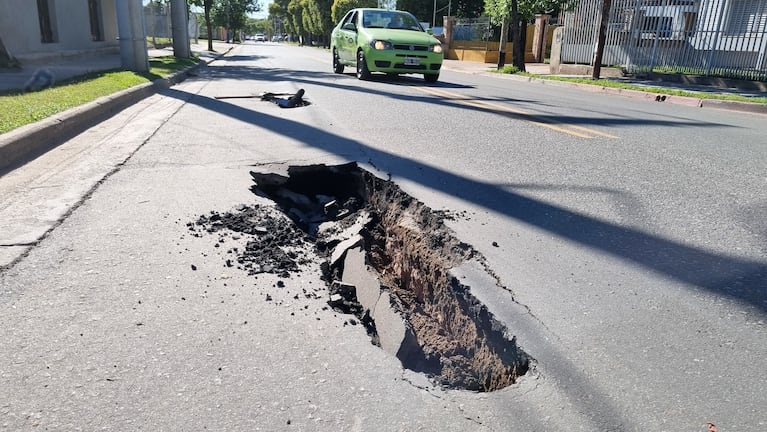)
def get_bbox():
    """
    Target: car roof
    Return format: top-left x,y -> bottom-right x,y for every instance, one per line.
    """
354,8 -> 411,13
